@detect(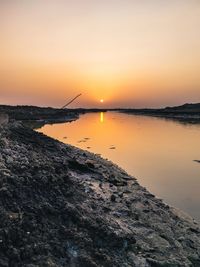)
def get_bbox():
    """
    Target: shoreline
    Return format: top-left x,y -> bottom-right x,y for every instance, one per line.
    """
118,103 -> 200,124
1,103 -> 200,126
0,120 -> 200,266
